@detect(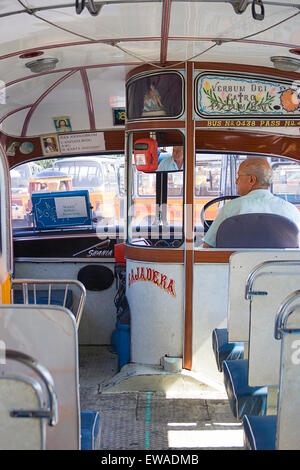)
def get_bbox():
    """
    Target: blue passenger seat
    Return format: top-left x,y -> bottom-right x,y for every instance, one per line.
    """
214,213 -> 299,376
215,213 -> 299,249
243,415 -> 276,450
212,328 -> 244,372
80,410 -> 101,450
13,289 -> 73,310
223,360 -> 268,420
